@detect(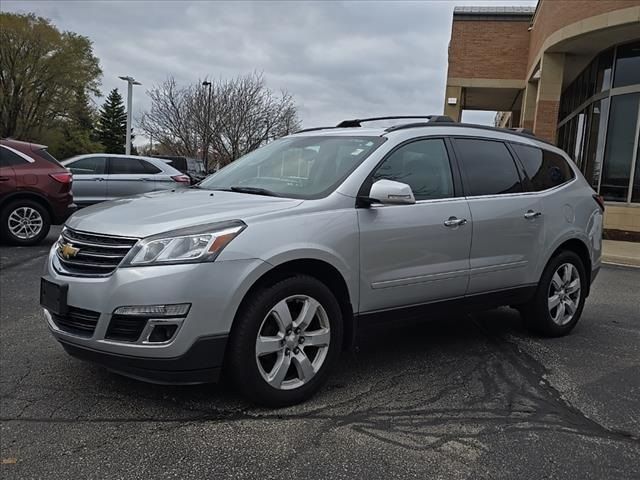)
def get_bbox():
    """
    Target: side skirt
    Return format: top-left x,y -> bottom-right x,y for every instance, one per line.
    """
355,285 -> 537,327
